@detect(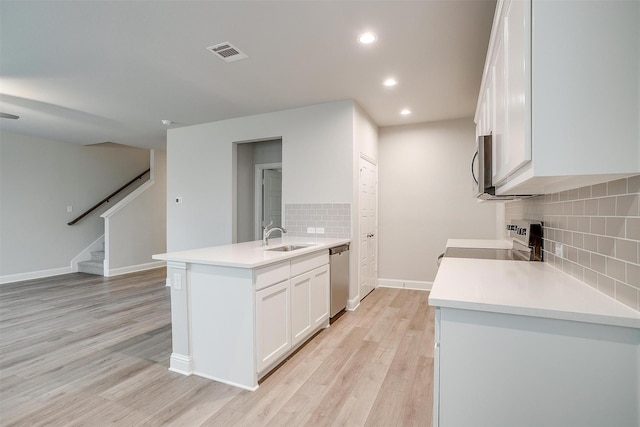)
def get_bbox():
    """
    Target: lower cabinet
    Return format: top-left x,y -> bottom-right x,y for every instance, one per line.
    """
255,252 -> 330,376
291,264 -> 330,347
255,280 -> 291,373
433,307 -> 640,427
